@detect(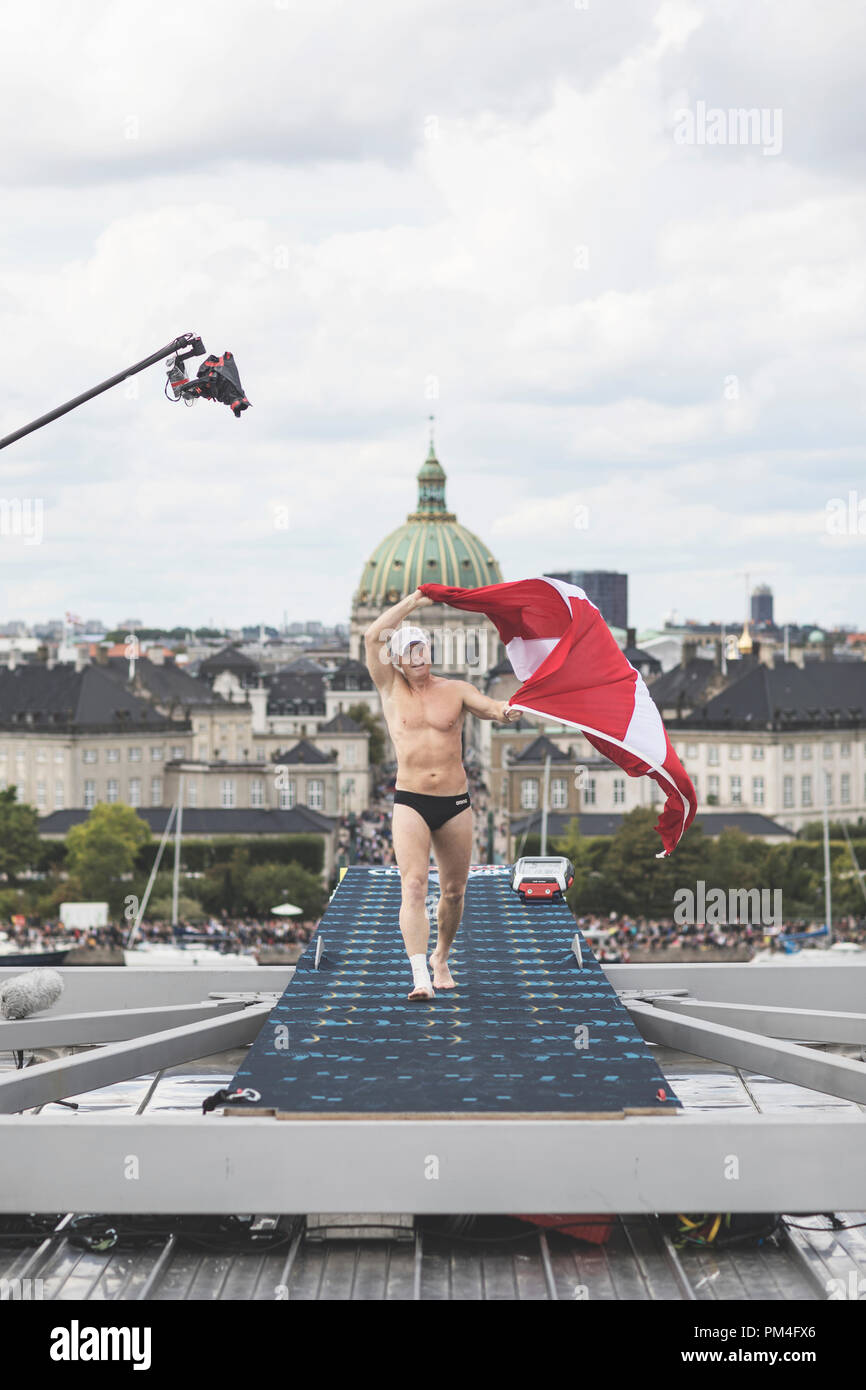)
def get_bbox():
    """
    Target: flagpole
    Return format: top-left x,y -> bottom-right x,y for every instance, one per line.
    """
540,753 -> 551,855
822,769 -> 833,945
